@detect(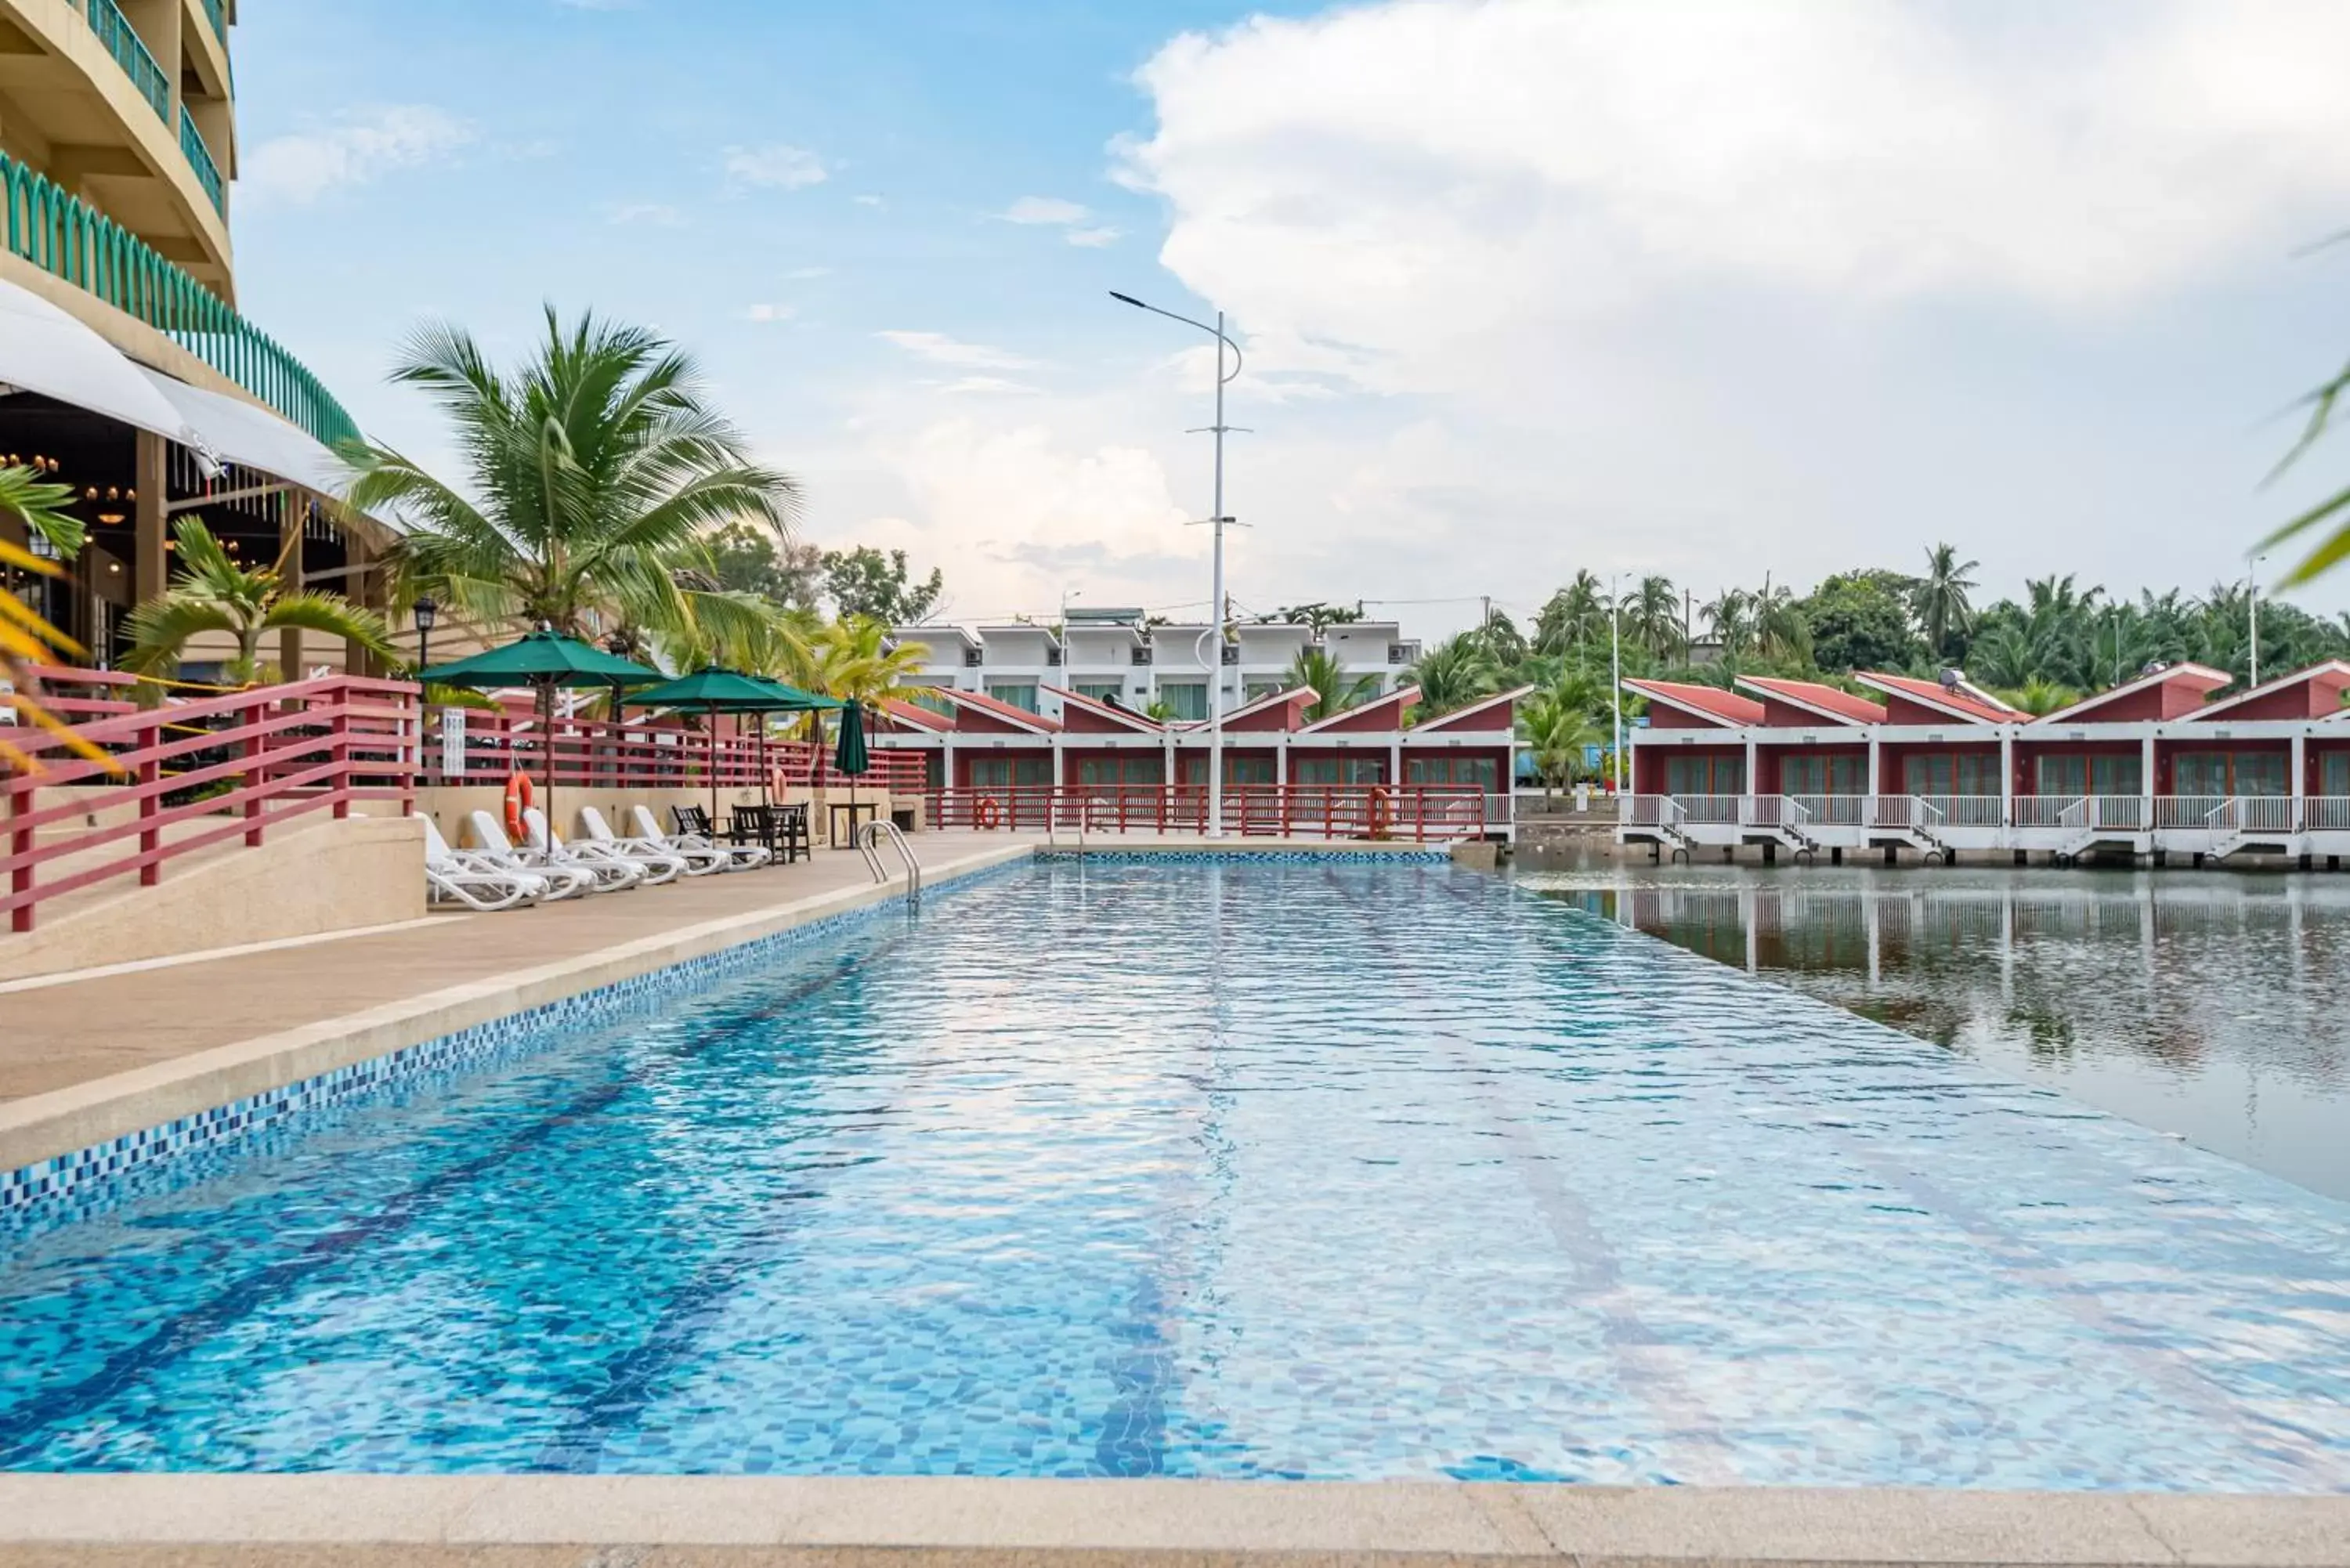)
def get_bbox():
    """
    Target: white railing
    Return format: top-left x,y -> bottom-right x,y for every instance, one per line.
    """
2013,796 -> 2084,830
1864,795 -> 1948,833
1789,793 -> 1866,828
1676,794 -> 1745,826
2153,795 -> 2227,831
2308,797 -> 2350,832
2087,795 -> 2149,833
1746,795 -> 1813,831
2225,796 -> 2296,835
1618,793 -> 1673,826
1914,795 -> 2004,828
